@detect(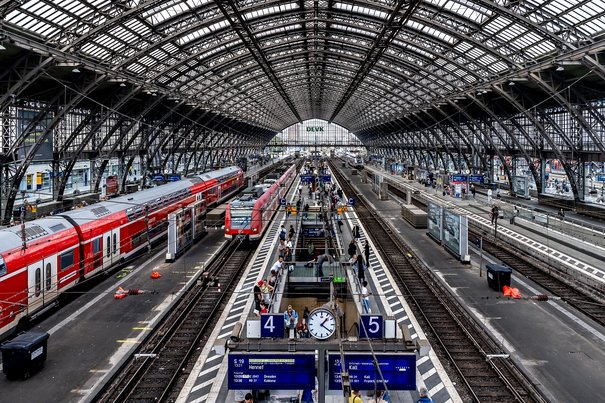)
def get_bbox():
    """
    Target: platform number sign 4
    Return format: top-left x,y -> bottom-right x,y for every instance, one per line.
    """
359,315 -> 383,338
261,314 -> 284,338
